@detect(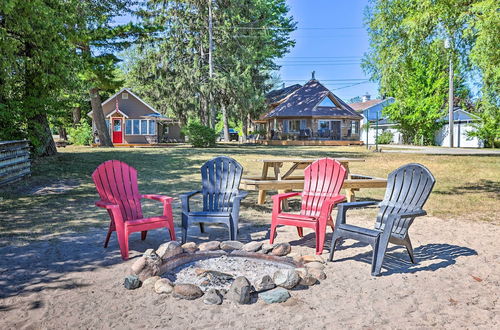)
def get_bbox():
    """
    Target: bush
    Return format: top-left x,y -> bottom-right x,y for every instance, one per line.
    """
67,119 -> 93,145
376,131 -> 394,144
183,122 -> 217,147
